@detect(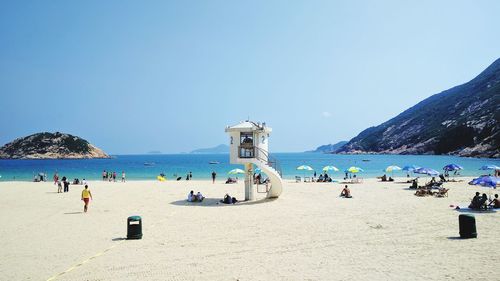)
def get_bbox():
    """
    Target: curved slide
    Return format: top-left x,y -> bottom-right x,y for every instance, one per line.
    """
251,159 -> 283,199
